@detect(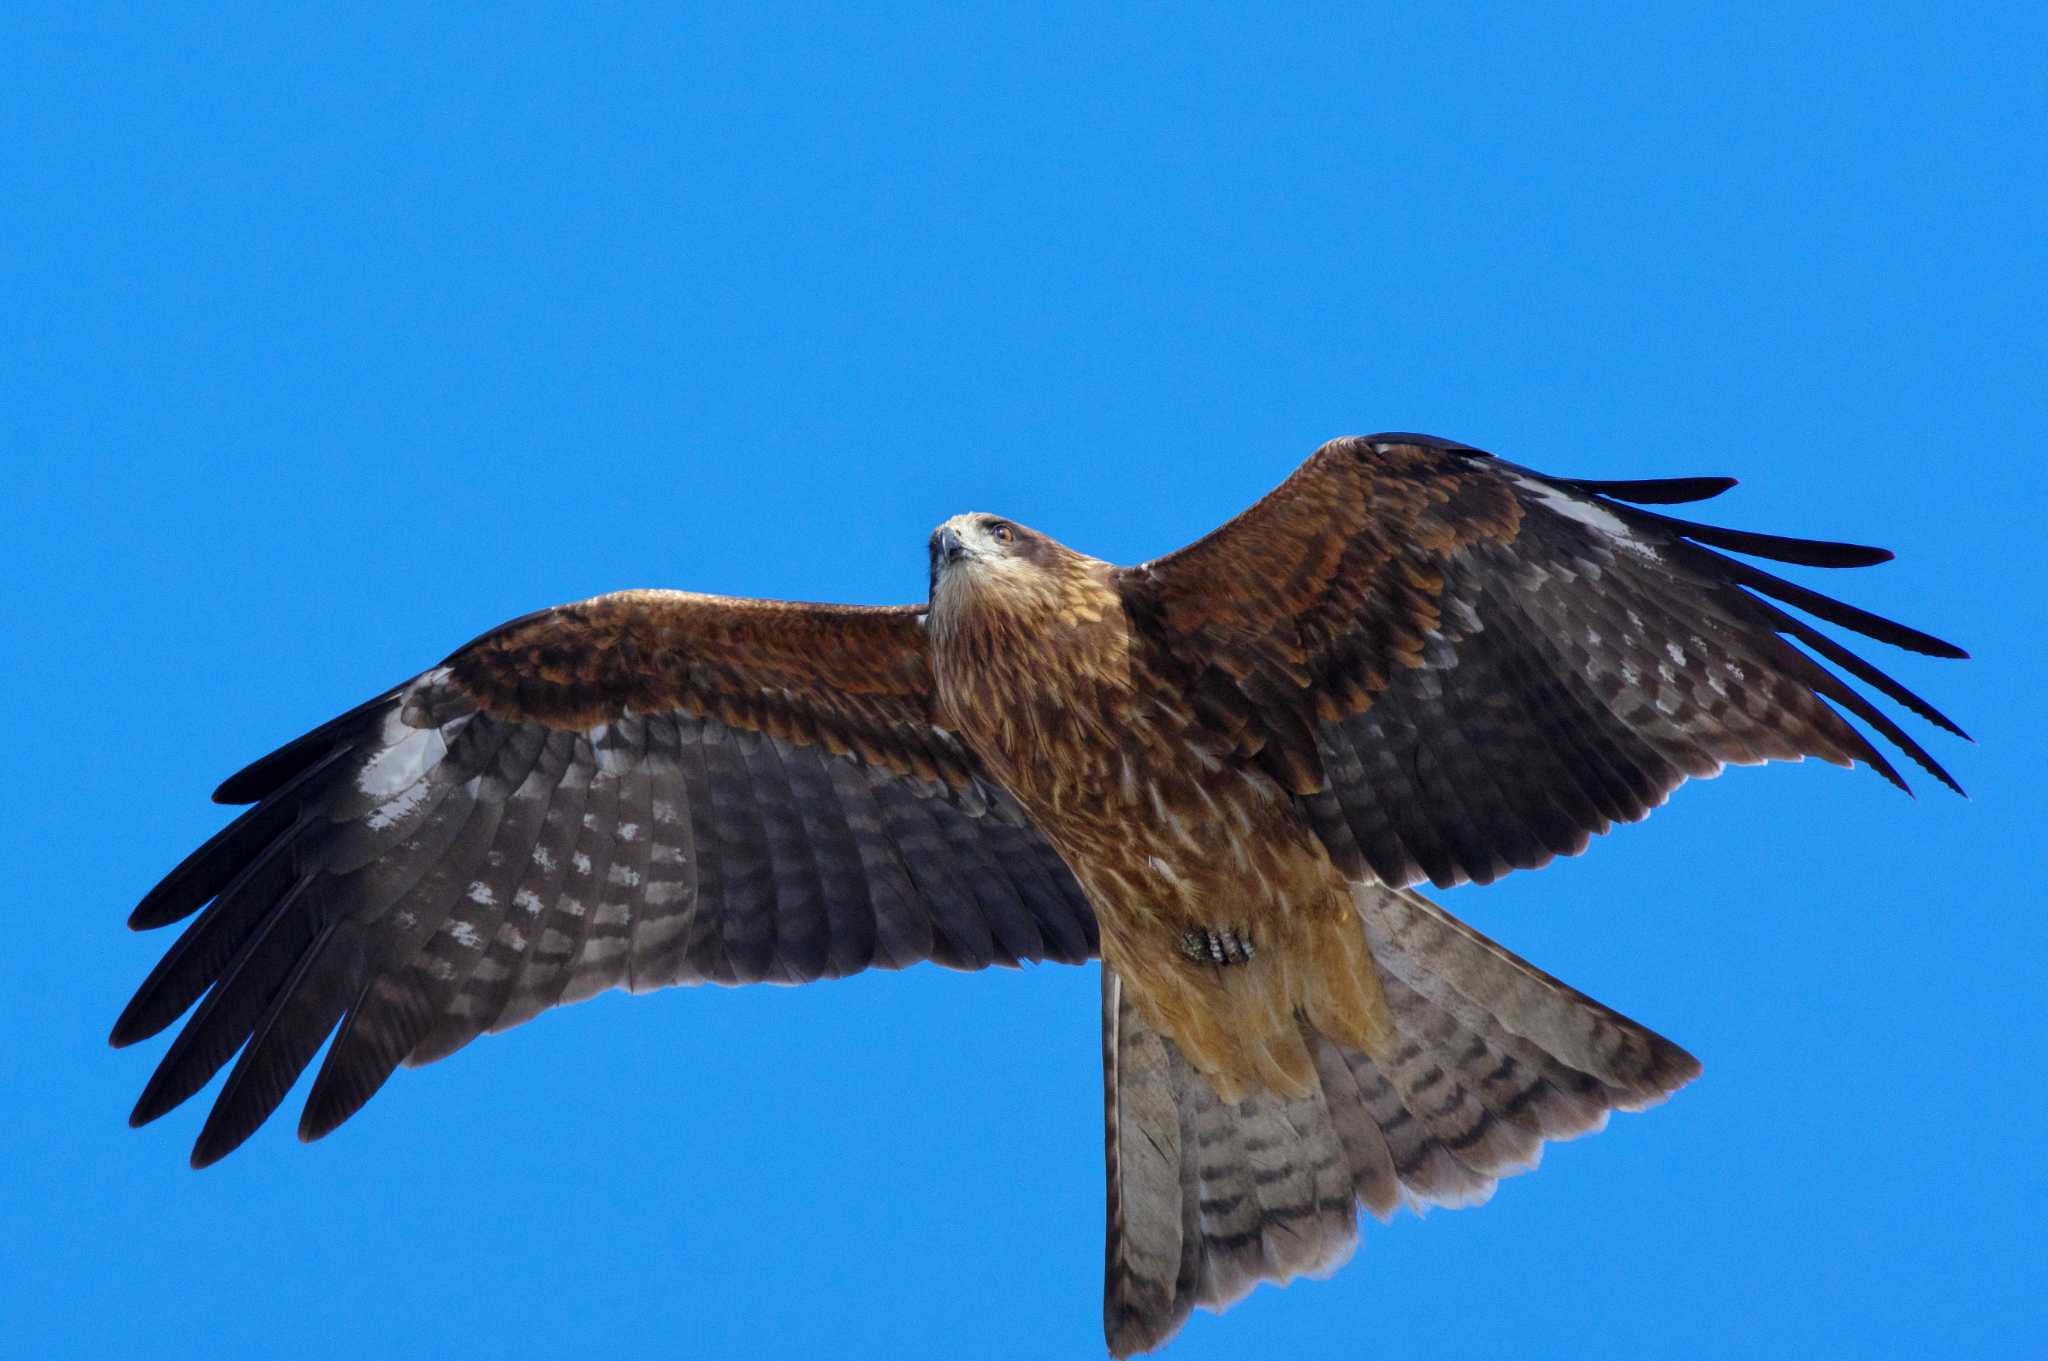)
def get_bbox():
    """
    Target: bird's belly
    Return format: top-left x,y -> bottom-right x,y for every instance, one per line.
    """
942,690 -> 1393,1096
1017,754 -> 1389,1099
1051,777 -> 1321,947
988,727 -> 1342,943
